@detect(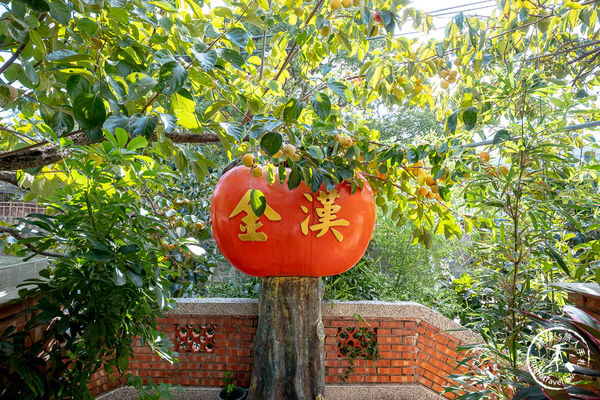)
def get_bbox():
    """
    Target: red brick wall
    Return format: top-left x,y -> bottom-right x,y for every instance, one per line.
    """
89,314 -> 469,398
0,298 -> 44,344
1,301 -> 472,399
